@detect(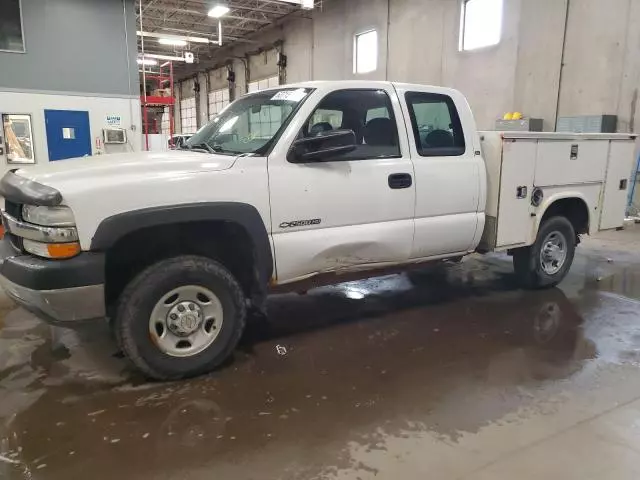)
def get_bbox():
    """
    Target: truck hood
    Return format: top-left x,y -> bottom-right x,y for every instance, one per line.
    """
15,151 -> 237,189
